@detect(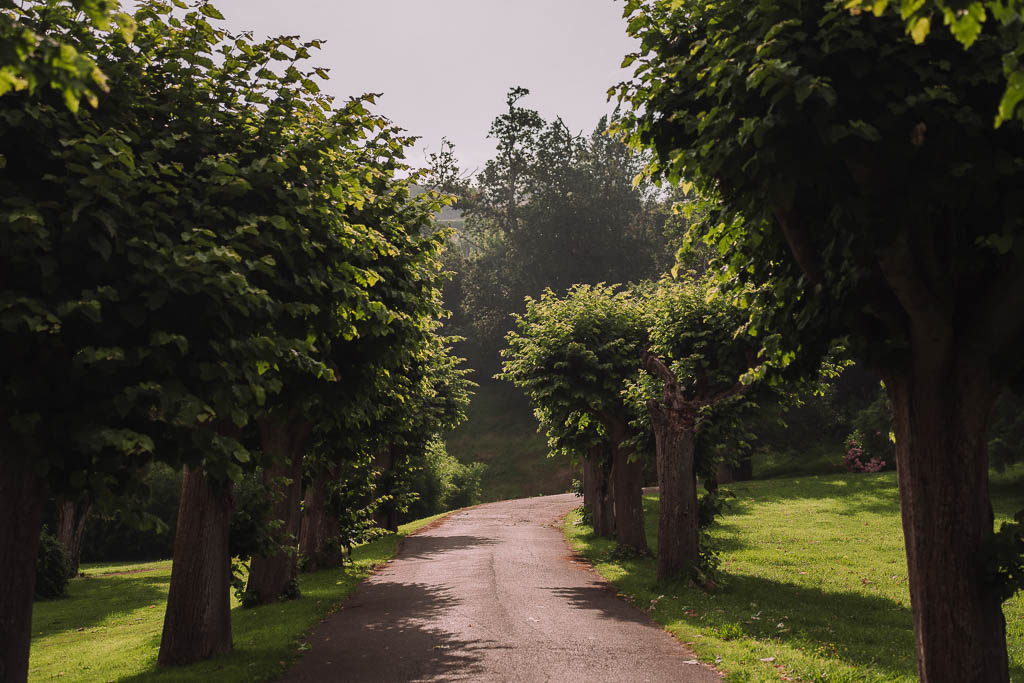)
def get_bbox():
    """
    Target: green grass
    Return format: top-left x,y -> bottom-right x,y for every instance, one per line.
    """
28,512 -> 448,682
565,470 -> 1024,682
446,379 -> 573,501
